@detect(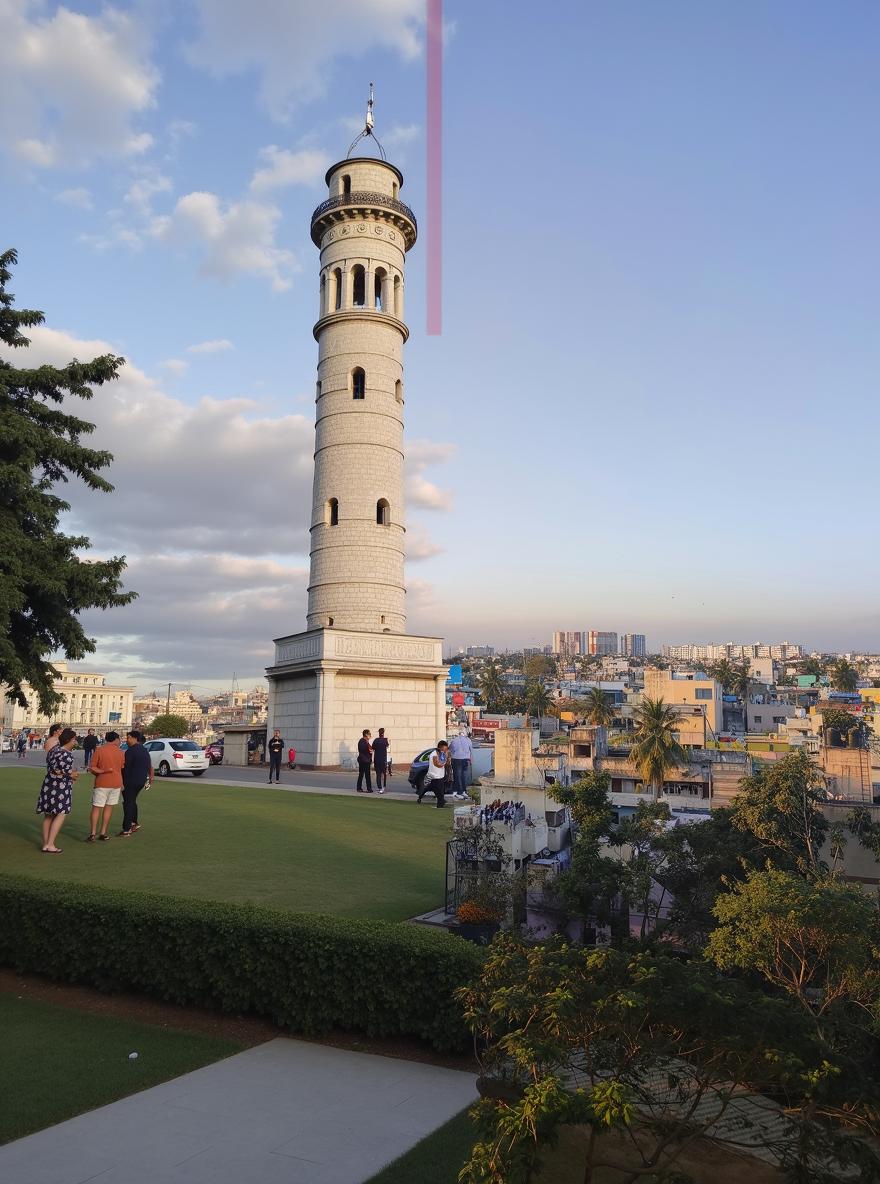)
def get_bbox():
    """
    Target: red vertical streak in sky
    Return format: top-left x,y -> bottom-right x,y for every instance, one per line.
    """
426,0 -> 442,335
